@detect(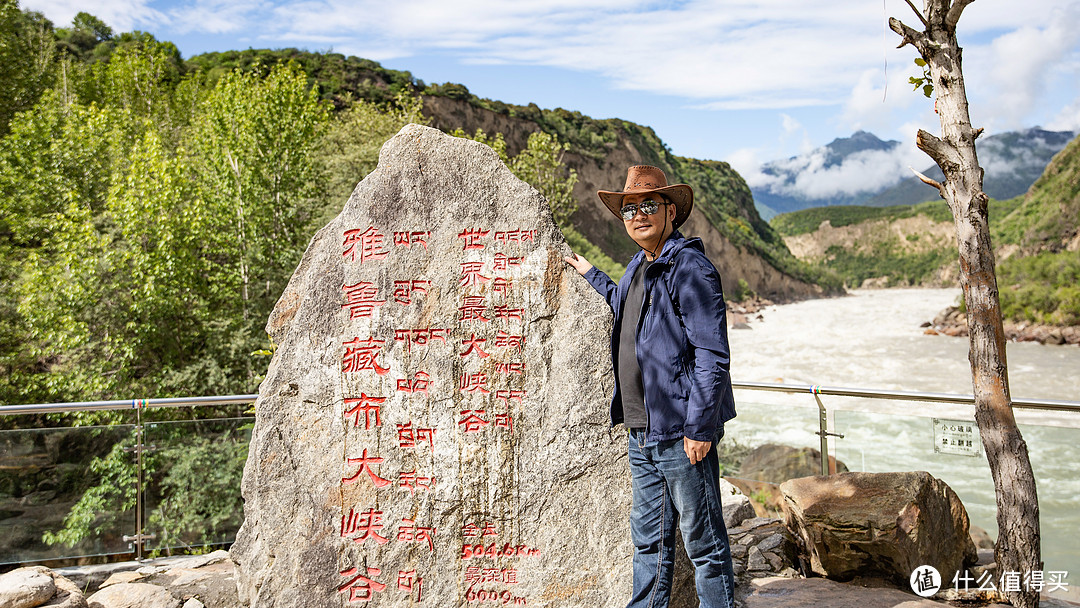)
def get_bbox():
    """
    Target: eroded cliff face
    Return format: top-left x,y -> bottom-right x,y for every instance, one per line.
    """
422,95 -> 822,301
